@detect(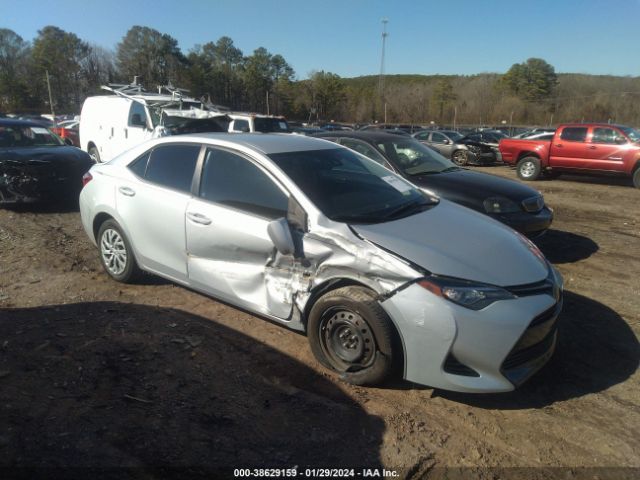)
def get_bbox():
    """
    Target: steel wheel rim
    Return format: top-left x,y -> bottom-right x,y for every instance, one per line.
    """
100,228 -> 127,276
319,307 -> 376,372
520,161 -> 536,177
